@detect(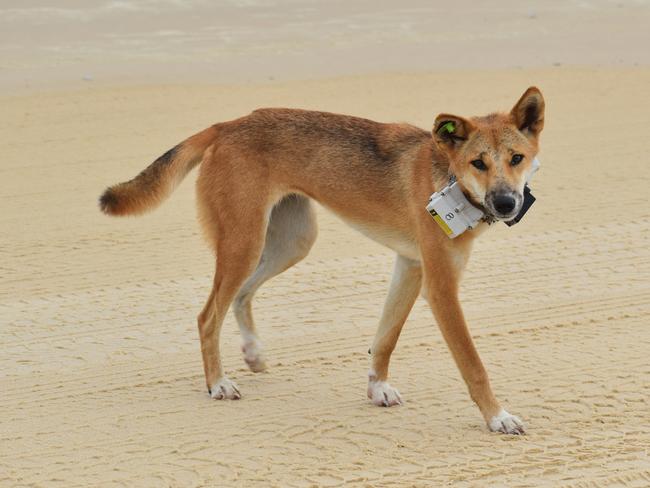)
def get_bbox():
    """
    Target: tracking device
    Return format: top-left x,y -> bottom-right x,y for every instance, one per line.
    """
426,158 -> 540,238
